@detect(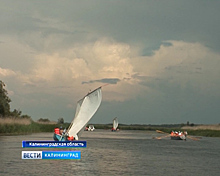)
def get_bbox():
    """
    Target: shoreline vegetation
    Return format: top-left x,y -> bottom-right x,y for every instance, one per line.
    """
0,117 -> 220,137
0,117 -> 68,136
